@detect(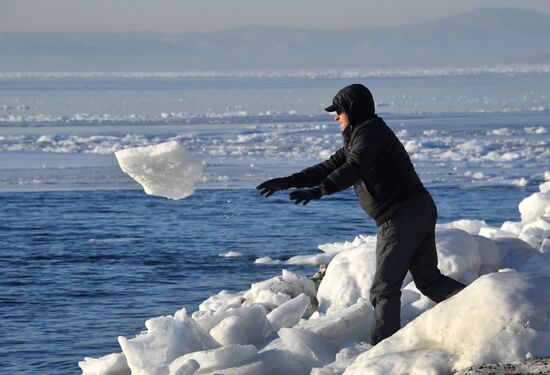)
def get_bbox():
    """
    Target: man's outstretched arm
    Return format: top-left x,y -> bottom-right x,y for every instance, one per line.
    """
257,147 -> 346,197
